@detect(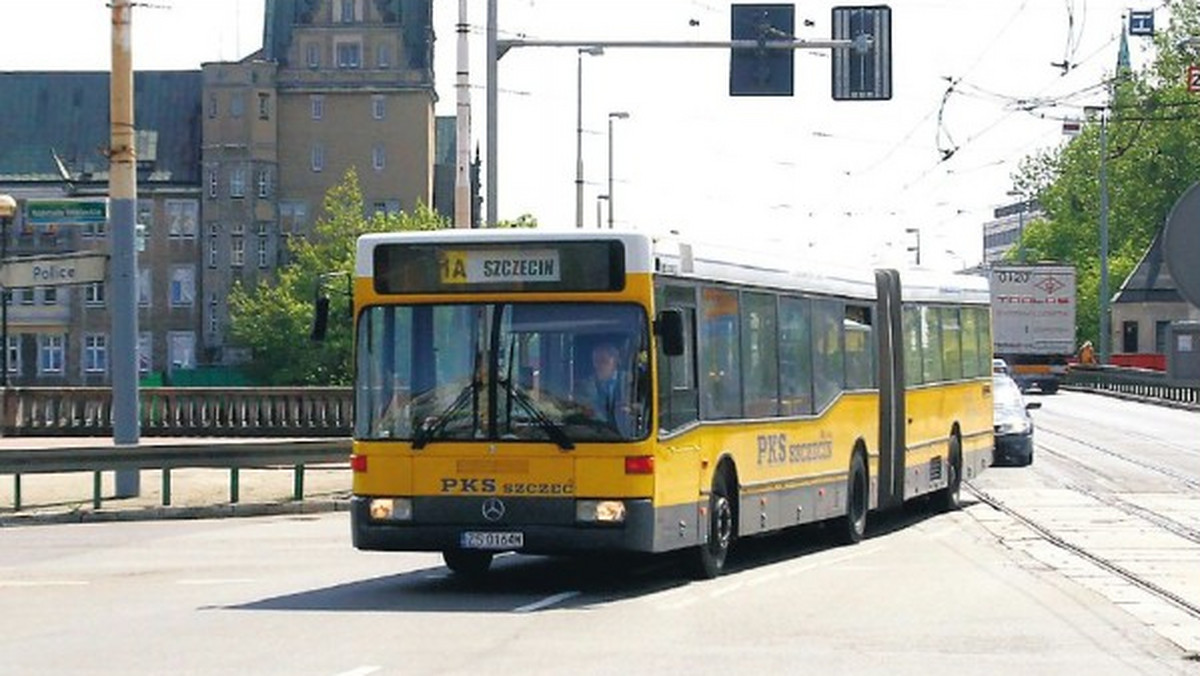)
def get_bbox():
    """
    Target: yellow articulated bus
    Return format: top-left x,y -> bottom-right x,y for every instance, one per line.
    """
344,229 -> 994,578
